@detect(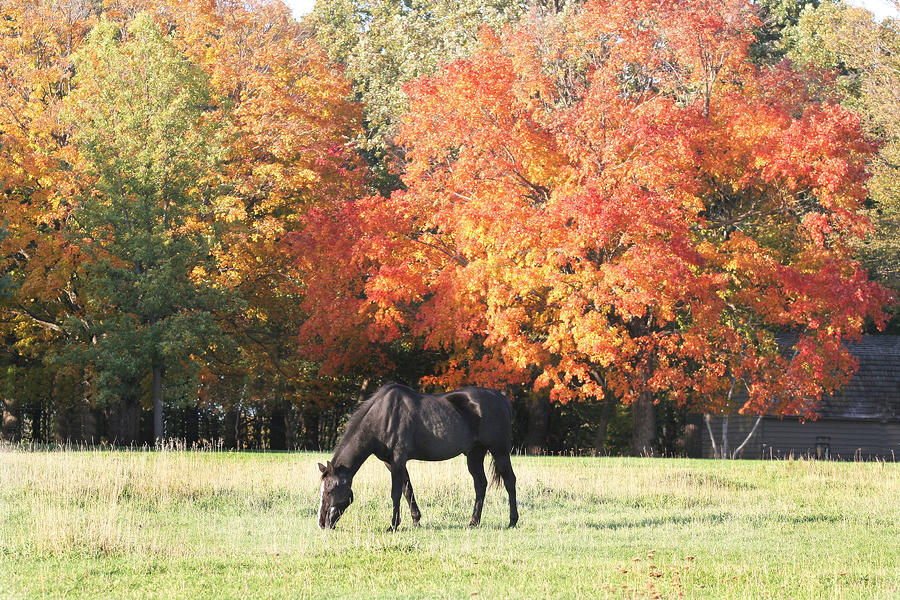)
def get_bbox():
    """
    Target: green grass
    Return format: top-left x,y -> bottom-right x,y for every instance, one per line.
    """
1,448 -> 897,599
